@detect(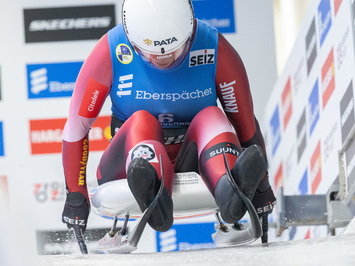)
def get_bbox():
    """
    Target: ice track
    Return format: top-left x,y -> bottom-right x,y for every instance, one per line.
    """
34,231 -> 355,266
